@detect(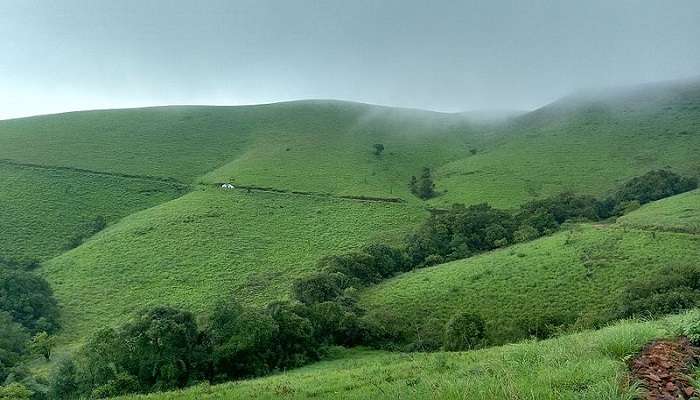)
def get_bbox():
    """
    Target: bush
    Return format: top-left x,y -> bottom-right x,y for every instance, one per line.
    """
0,383 -> 32,400
443,312 -> 485,351
681,313 -> 700,345
292,272 -> 346,305
617,265 -> 700,319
